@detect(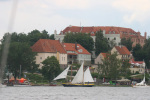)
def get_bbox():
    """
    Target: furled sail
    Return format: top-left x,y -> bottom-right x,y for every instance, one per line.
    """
84,67 -> 94,83
71,62 -> 84,84
53,66 -> 70,80
136,61 -> 147,86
